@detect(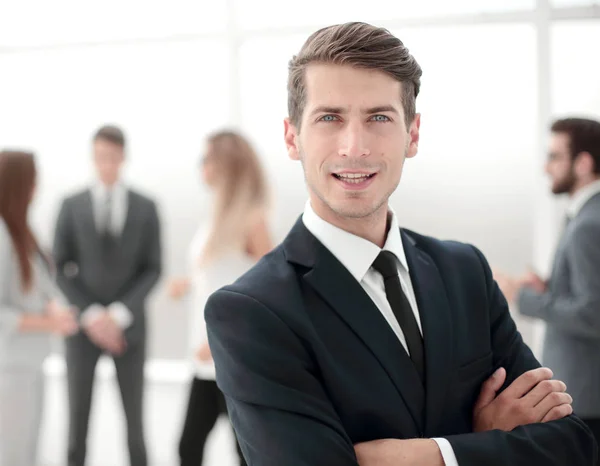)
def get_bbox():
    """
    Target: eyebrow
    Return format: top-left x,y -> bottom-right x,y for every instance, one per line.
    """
309,105 -> 399,117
